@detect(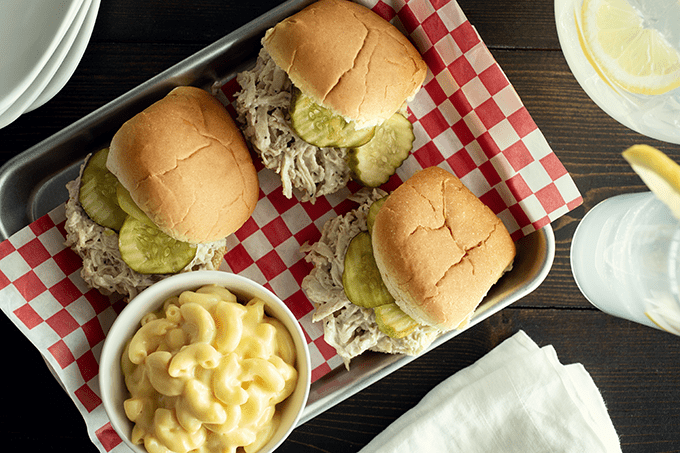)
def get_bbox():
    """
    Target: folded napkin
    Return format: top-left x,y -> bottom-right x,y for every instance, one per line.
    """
359,330 -> 621,453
